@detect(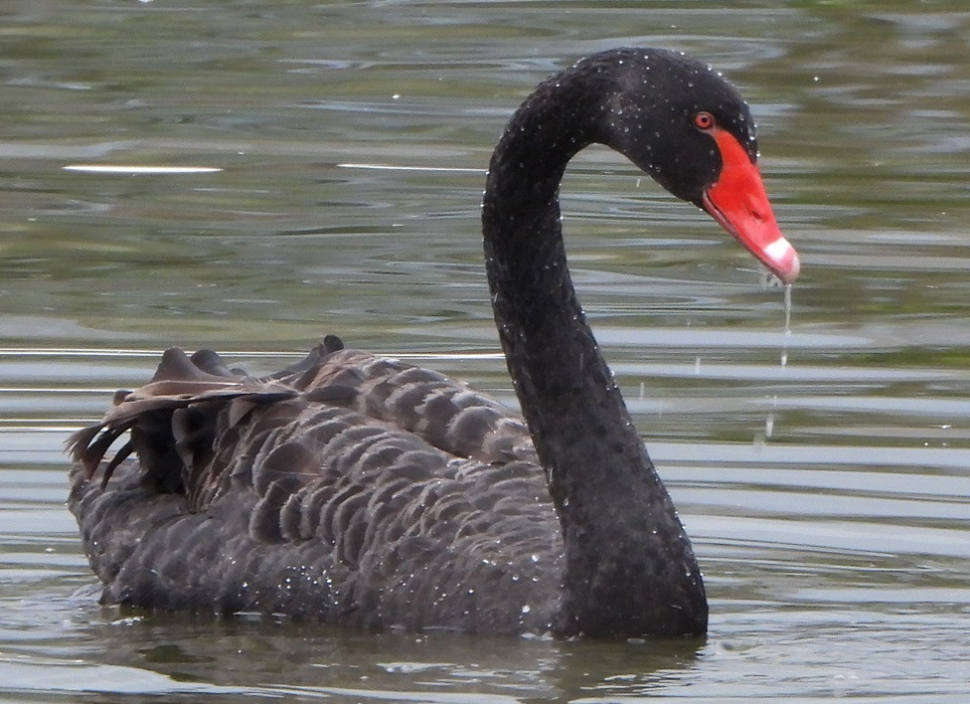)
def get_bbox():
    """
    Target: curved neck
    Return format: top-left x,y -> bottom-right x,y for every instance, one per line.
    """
481,73 -> 707,637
